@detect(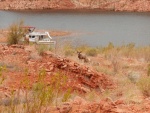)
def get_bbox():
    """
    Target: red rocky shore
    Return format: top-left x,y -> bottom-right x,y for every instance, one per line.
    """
0,0 -> 150,12
0,44 -> 150,113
